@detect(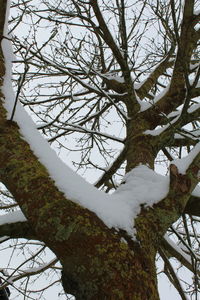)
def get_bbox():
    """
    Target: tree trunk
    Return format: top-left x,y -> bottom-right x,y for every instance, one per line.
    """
0,94 -> 194,300
1,2 -> 200,299
0,111 -> 161,299
61,237 -> 159,300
